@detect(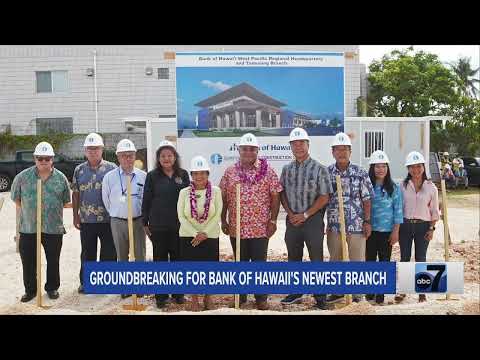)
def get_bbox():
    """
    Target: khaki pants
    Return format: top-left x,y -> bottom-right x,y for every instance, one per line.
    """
327,231 -> 366,261
110,217 -> 146,262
